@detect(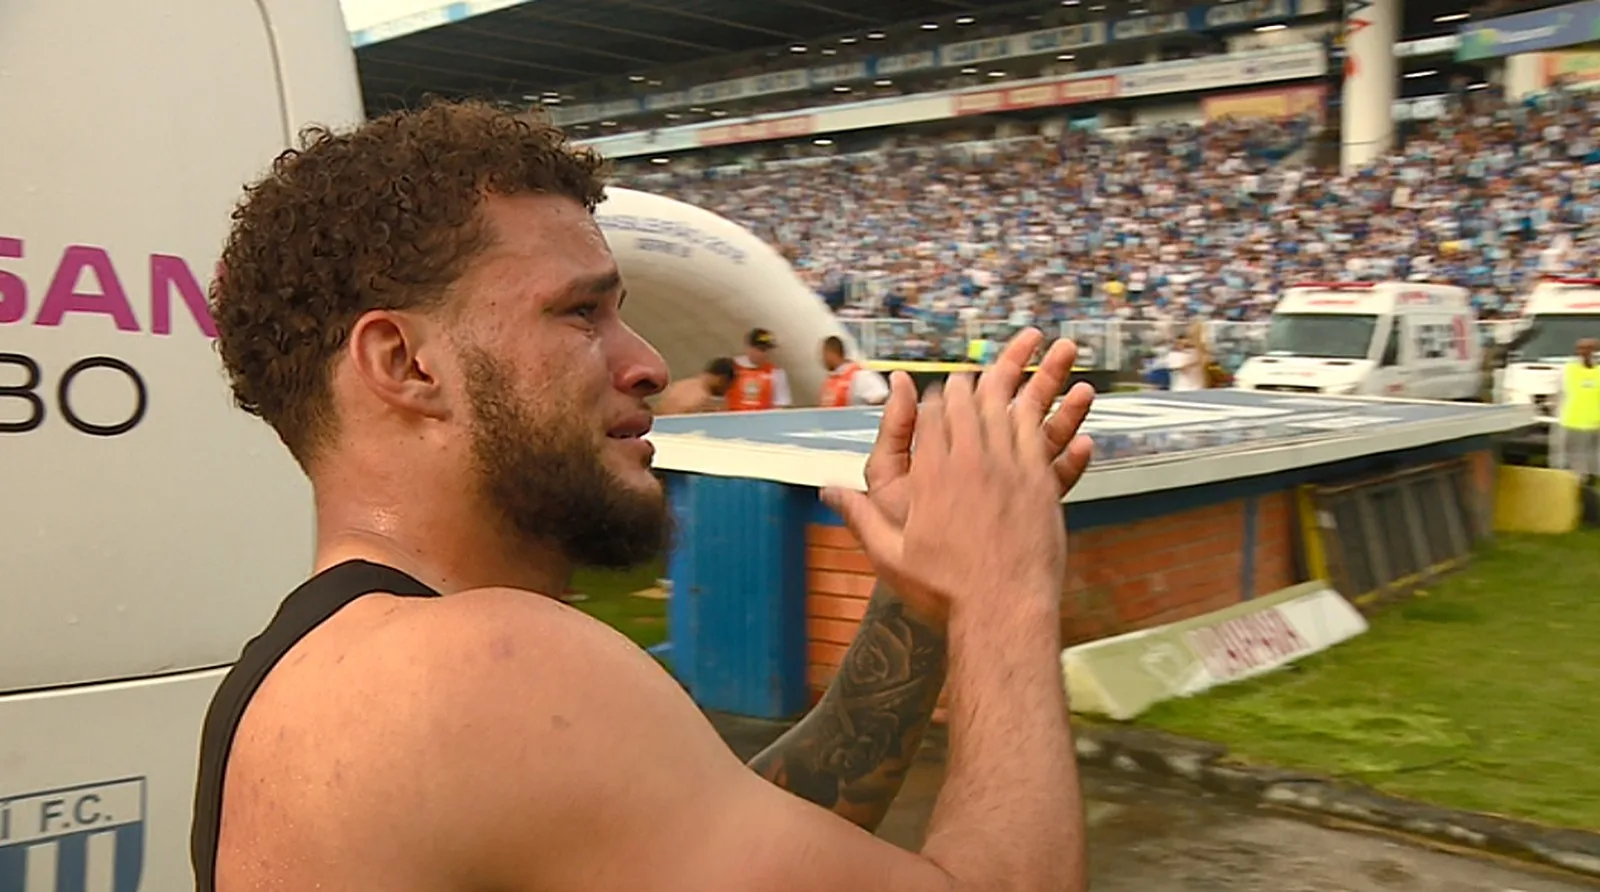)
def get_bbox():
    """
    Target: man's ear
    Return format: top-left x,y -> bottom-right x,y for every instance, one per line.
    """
346,310 -> 453,421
